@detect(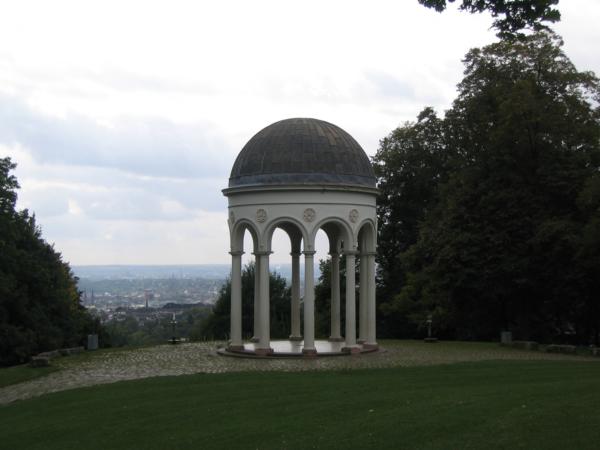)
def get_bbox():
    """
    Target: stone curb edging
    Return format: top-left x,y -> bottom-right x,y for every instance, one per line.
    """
500,341 -> 600,357
29,347 -> 85,367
